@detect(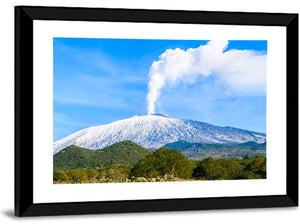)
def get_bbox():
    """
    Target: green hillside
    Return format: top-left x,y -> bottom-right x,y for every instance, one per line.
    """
54,140 -> 151,171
